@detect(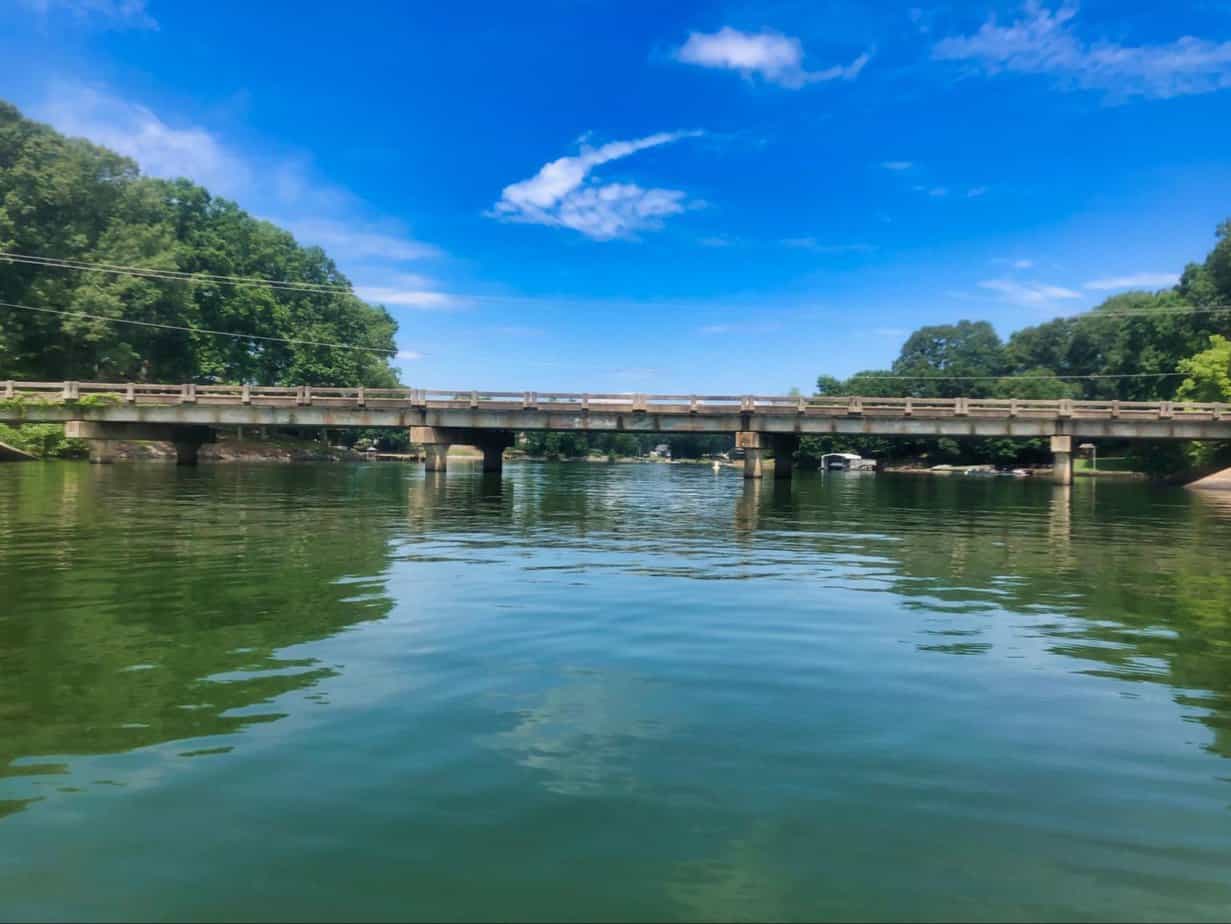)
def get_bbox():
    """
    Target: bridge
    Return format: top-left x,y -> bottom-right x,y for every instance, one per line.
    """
3,380 -> 1229,484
